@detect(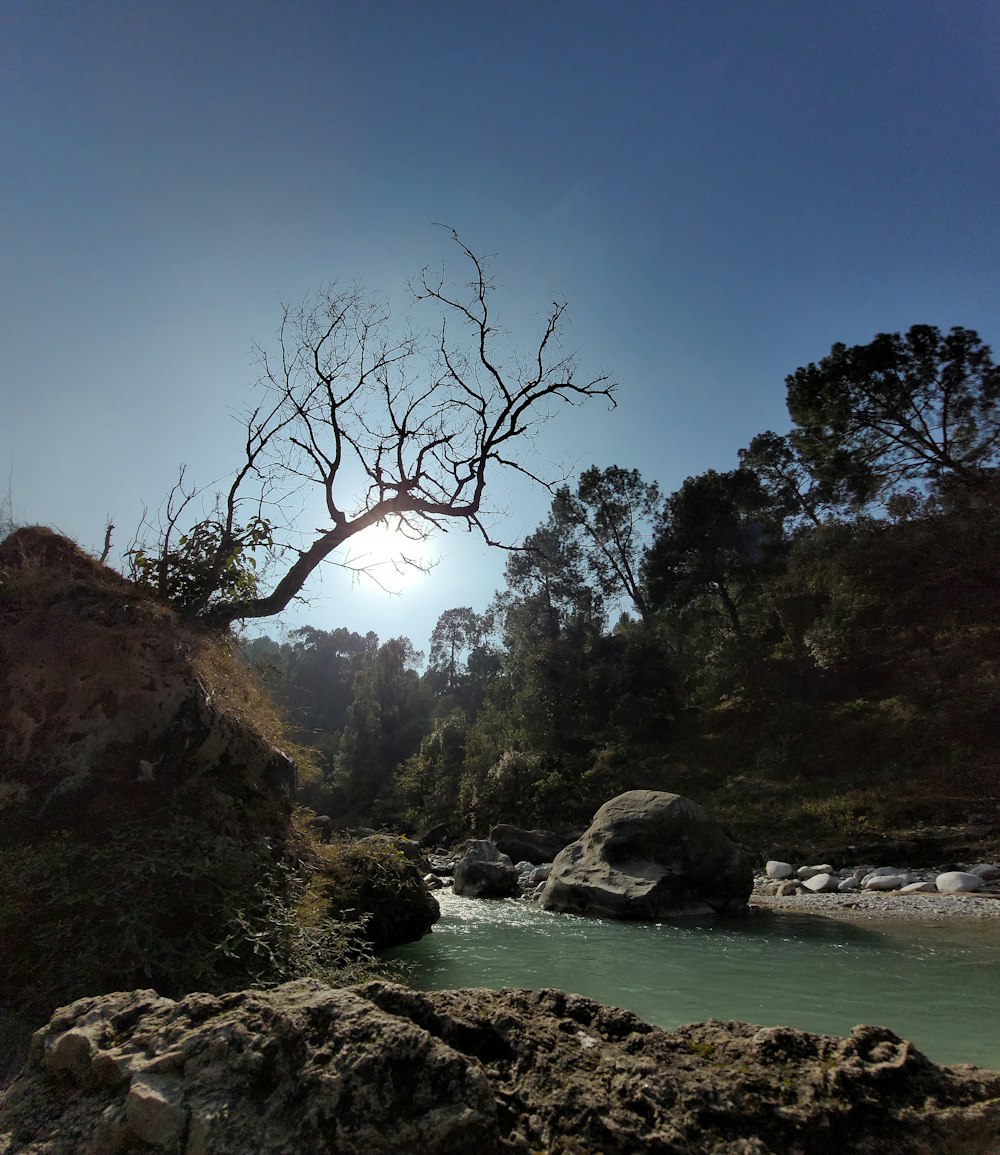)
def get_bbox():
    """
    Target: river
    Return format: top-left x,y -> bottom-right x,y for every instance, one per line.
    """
386,891 -> 1000,1067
